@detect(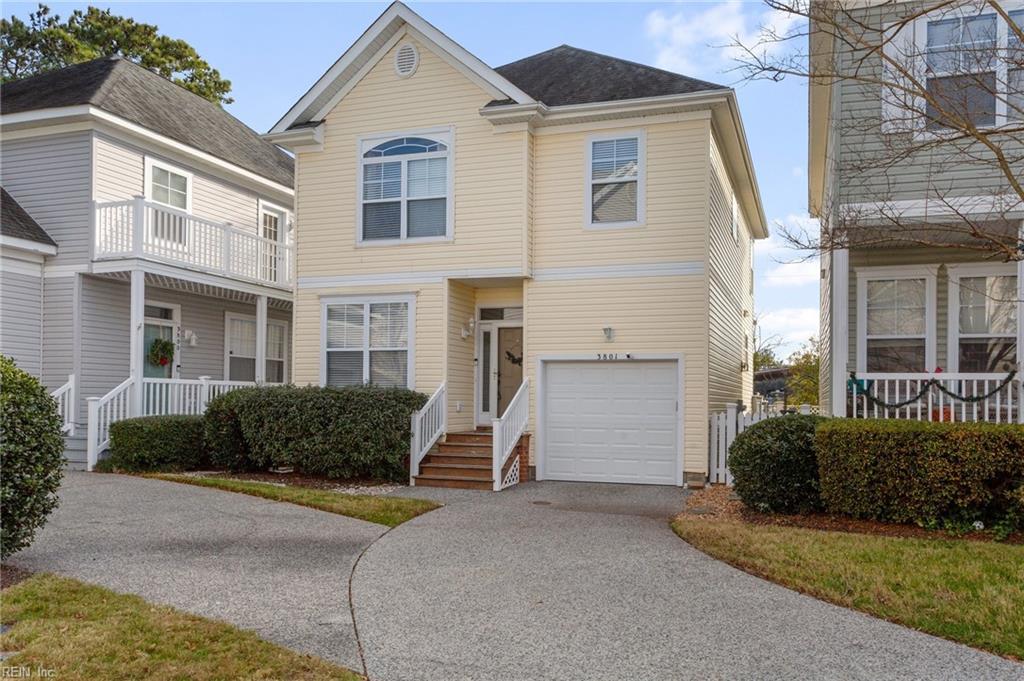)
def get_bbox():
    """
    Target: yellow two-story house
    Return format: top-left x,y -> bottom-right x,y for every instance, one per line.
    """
267,2 -> 766,489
